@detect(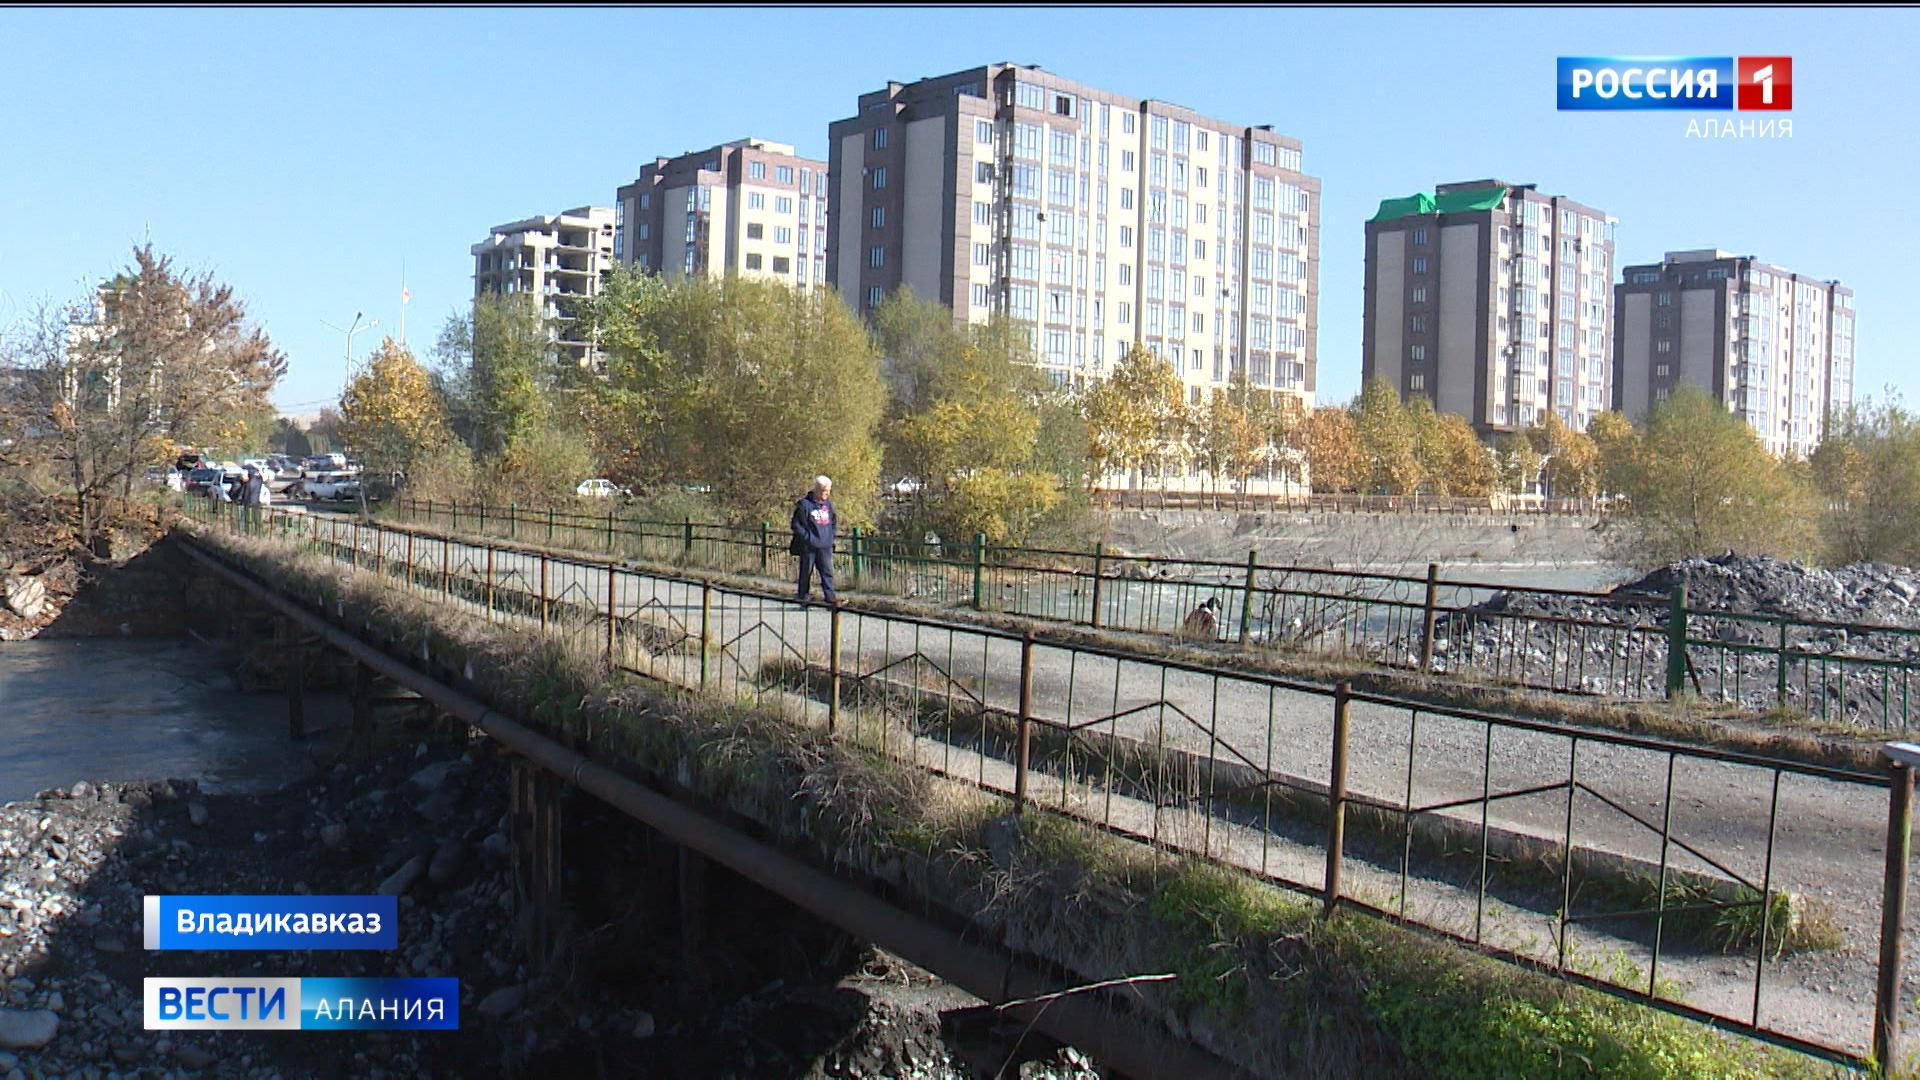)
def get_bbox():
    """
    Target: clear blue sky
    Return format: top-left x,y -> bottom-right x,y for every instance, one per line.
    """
2,7 -> 1912,415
